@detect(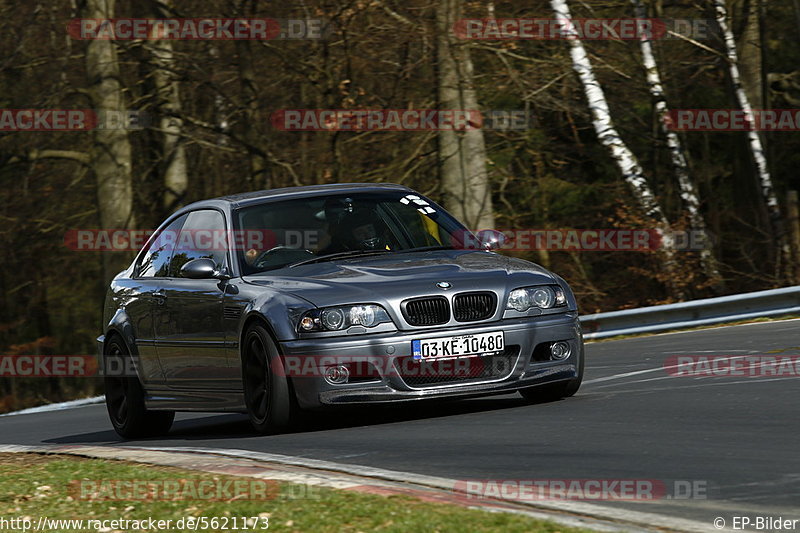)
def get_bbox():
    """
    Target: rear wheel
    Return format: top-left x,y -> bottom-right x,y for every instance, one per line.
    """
104,336 -> 174,438
242,324 -> 294,434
